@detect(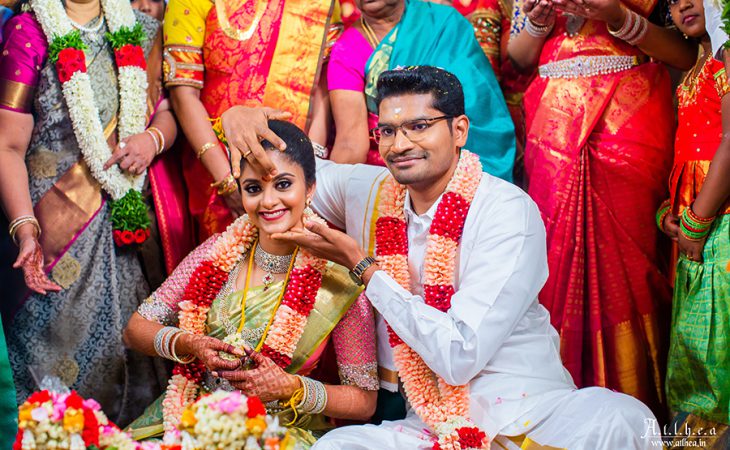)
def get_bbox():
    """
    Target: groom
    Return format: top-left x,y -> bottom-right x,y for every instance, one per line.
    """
221,66 -> 661,449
